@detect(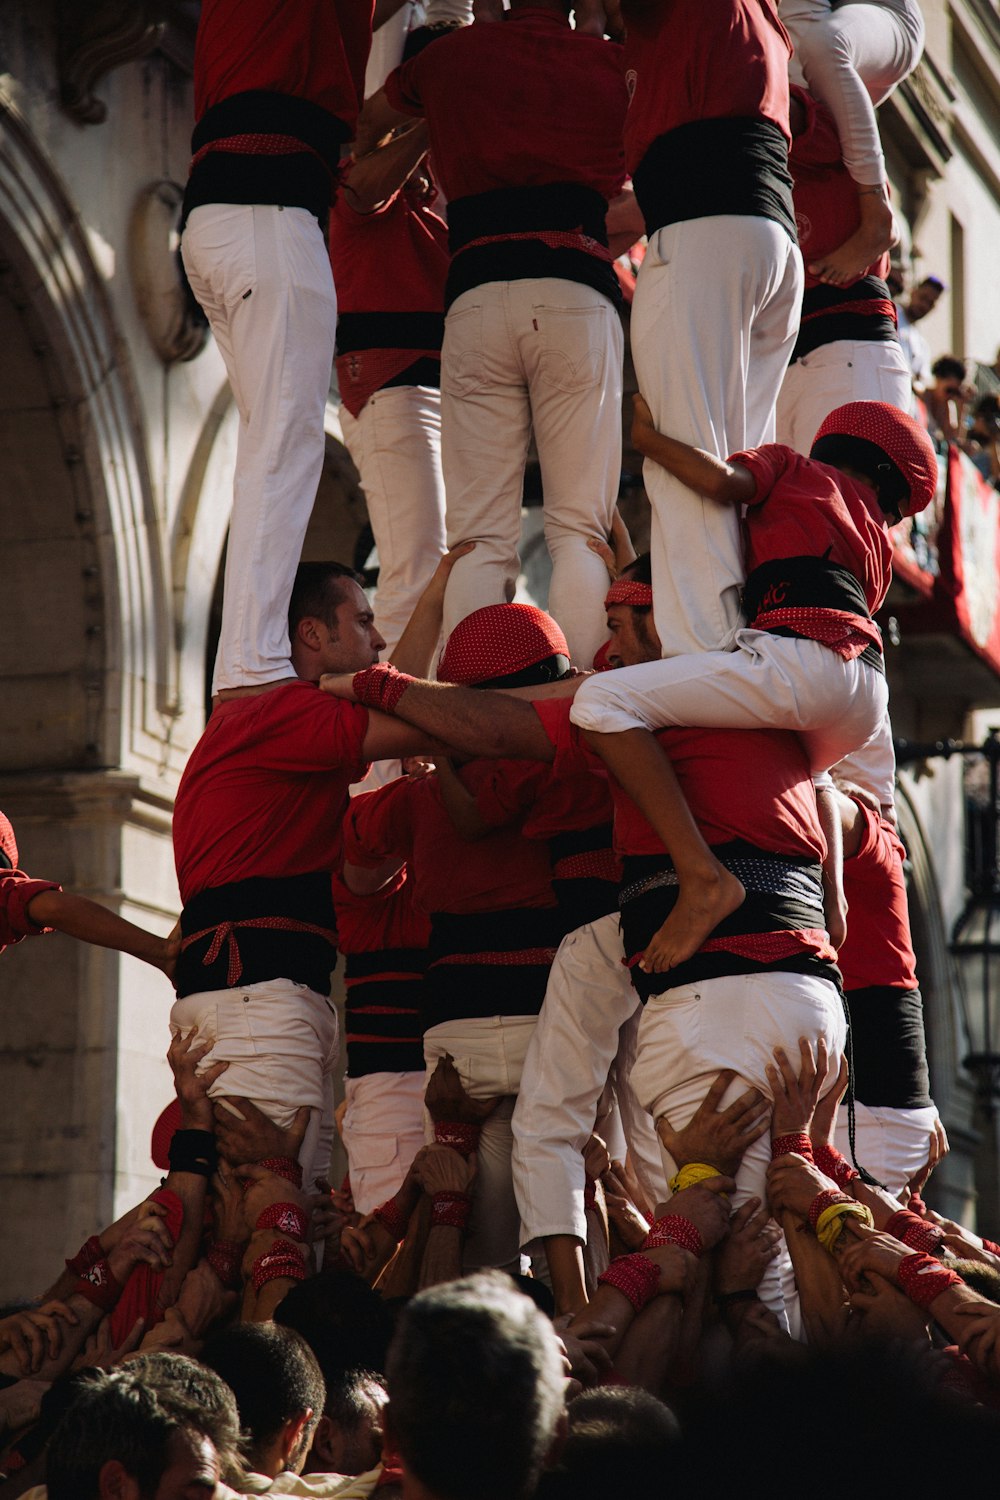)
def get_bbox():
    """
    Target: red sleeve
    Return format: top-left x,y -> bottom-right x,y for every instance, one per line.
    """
108,1188 -> 185,1345
343,781 -> 415,869
263,690 -> 371,777
0,869 -> 62,947
531,698 -> 604,779
384,57 -> 426,118
790,89 -> 842,171
845,801 -> 898,879
459,758 -> 549,831
727,444 -> 792,508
